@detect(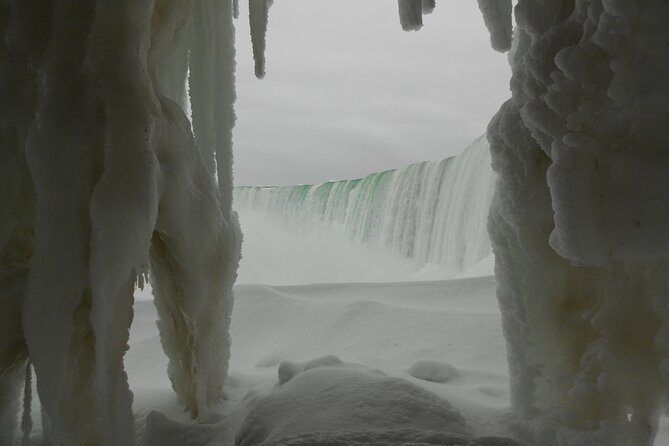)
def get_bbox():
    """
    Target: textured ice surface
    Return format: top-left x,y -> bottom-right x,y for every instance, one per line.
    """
0,1 -> 240,444
483,0 -> 669,444
477,0 -> 513,52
